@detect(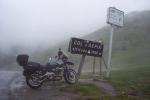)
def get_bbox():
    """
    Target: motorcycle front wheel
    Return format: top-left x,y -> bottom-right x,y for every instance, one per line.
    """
26,74 -> 42,89
64,69 -> 76,84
